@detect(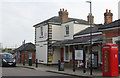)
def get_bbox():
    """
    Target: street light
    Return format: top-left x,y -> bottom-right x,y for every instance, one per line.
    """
86,1 -> 93,75
23,40 -> 25,66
